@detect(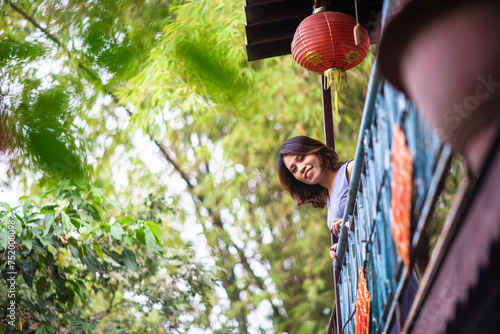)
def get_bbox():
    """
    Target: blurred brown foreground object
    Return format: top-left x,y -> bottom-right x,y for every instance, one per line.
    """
378,0 -> 500,172
378,1 -> 500,333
